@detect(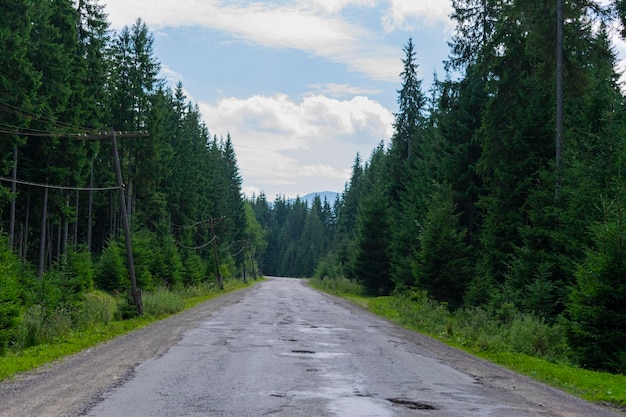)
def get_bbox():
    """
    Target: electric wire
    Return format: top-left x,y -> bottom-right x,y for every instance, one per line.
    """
176,236 -> 216,250
0,176 -> 121,191
0,100 -> 149,139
